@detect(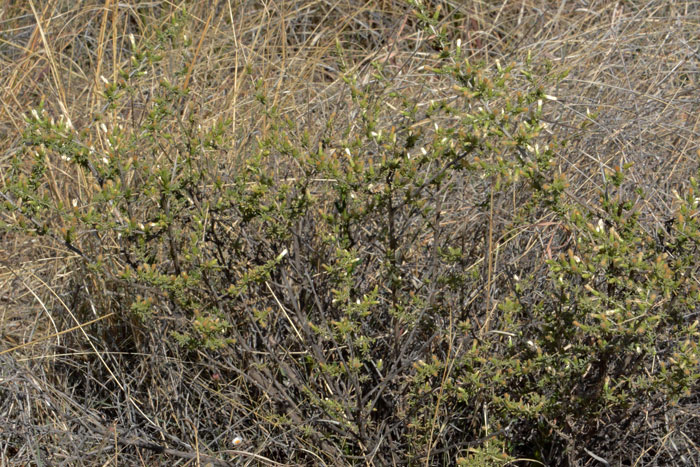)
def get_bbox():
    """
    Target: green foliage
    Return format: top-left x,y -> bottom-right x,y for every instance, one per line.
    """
492,163 -> 700,458
3,4 -> 698,465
